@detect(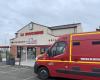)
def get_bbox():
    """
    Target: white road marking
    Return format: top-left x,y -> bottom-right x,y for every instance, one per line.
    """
0,65 -> 10,68
0,69 -> 18,73
7,69 -> 19,72
4,67 -> 32,73
0,67 -> 32,74
0,71 -> 8,73
11,67 -> 31,71
23,76 -> 34,80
